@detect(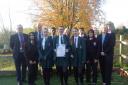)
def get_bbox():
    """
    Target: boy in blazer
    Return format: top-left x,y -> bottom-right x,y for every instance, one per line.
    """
53,26 -> 70,85
38,28 -> 53,85
71,28 -> 86,85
